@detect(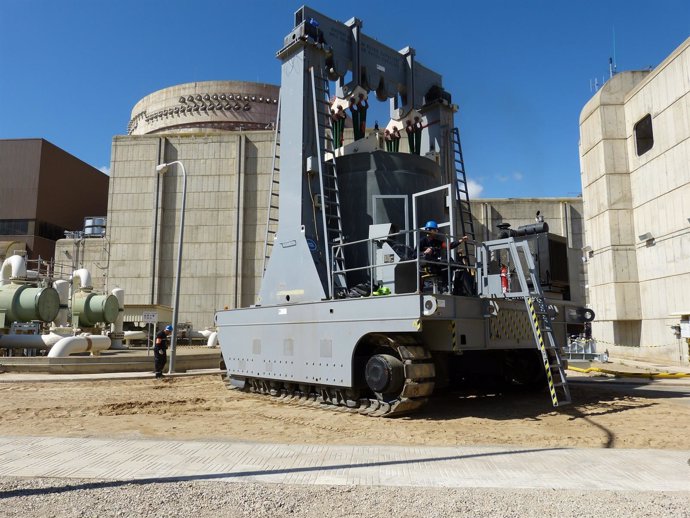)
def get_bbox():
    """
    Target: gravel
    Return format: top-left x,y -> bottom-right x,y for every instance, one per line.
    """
1,477 -> 688,518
